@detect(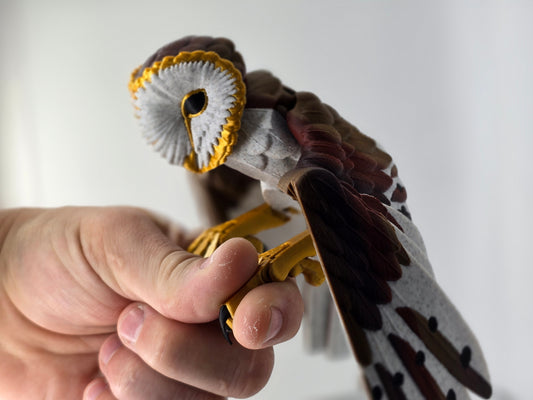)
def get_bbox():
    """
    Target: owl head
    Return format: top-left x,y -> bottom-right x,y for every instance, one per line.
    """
129,37 -> 246,173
